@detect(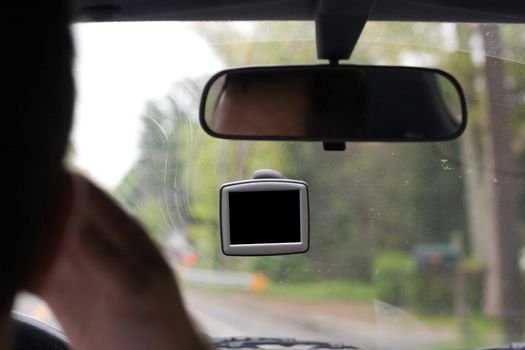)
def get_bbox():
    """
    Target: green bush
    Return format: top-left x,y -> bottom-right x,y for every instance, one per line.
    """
412,258 -> 484,314
463,258 -> 484,312
373,251 -> 416,306
411,270 -> 454,313
373,252 -> 485,314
